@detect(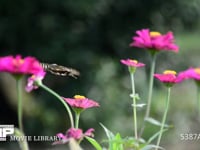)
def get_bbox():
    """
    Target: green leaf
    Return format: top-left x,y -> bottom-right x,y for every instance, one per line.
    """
130,93 -> 140,100
100,123 -> 115,140
100,123 -> 115,149
132,103 -> 146,108
85,136 -> 102,150
145,117 -> 171,128
112,133 -> 123,150
147,128 -> 168,144
141,144 -> 165,150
